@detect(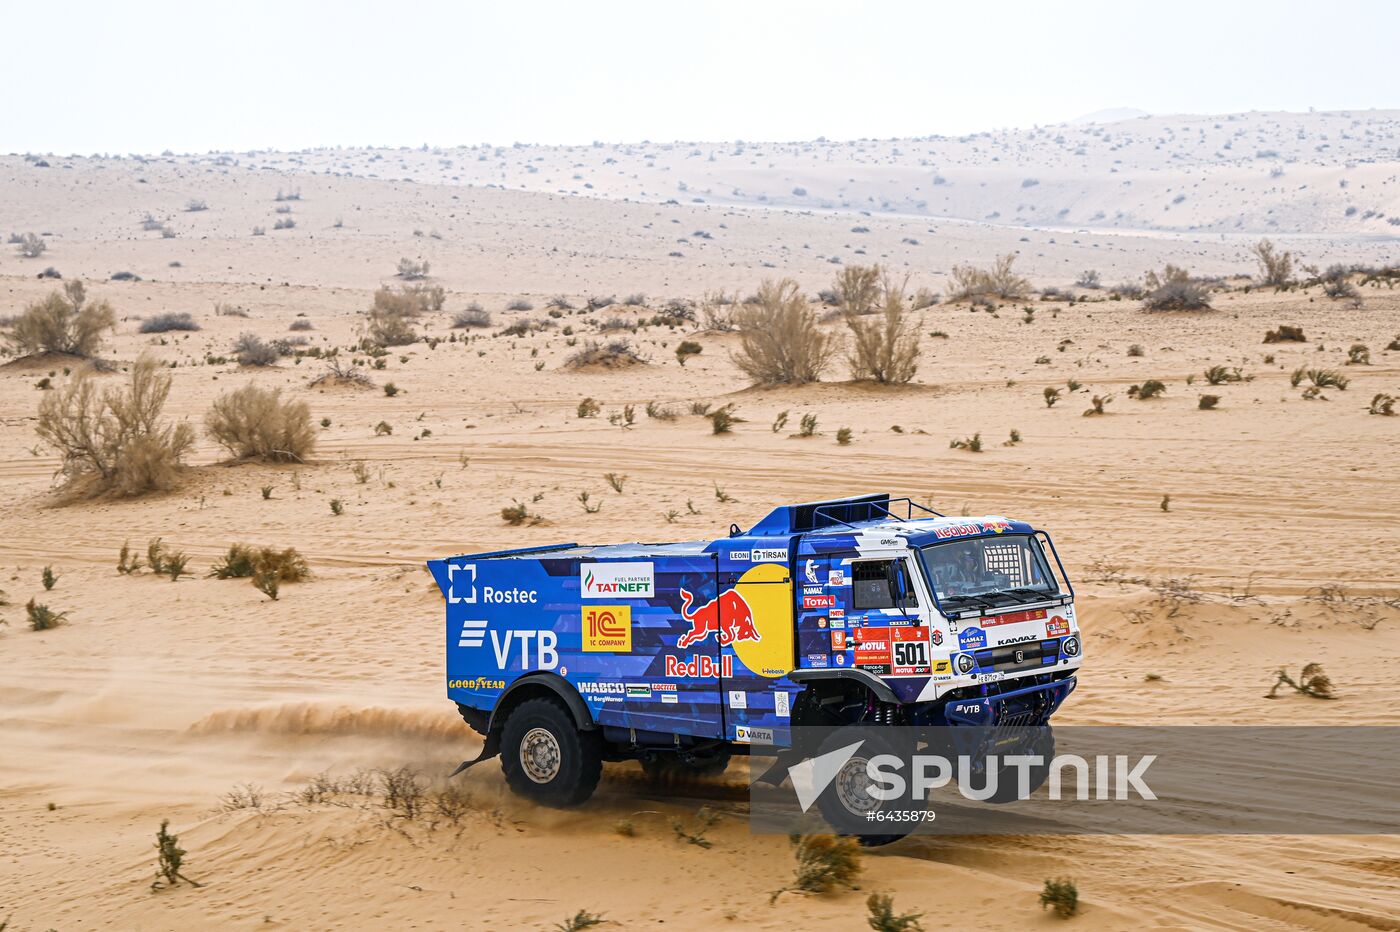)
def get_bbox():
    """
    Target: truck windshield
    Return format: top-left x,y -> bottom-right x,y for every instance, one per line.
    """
920,535 -> 1060,611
